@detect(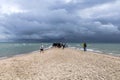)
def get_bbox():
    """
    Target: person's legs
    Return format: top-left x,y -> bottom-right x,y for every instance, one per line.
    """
40,49 -> 44,53
84,47 -> 86,51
